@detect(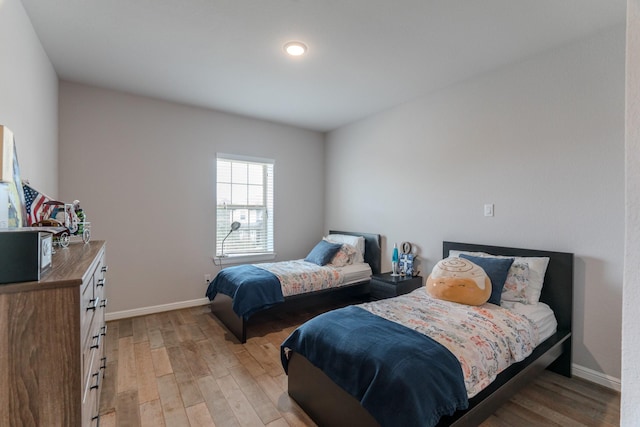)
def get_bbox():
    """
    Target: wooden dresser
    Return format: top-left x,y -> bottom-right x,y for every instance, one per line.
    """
0,240 -> 107,426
